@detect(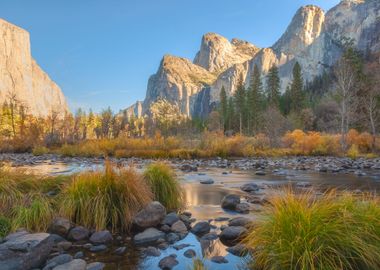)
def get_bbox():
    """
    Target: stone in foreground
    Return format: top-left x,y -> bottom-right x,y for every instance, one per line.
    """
134,228 -> 165,246
133,201 -> 166,229
0,233 -> 54,270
